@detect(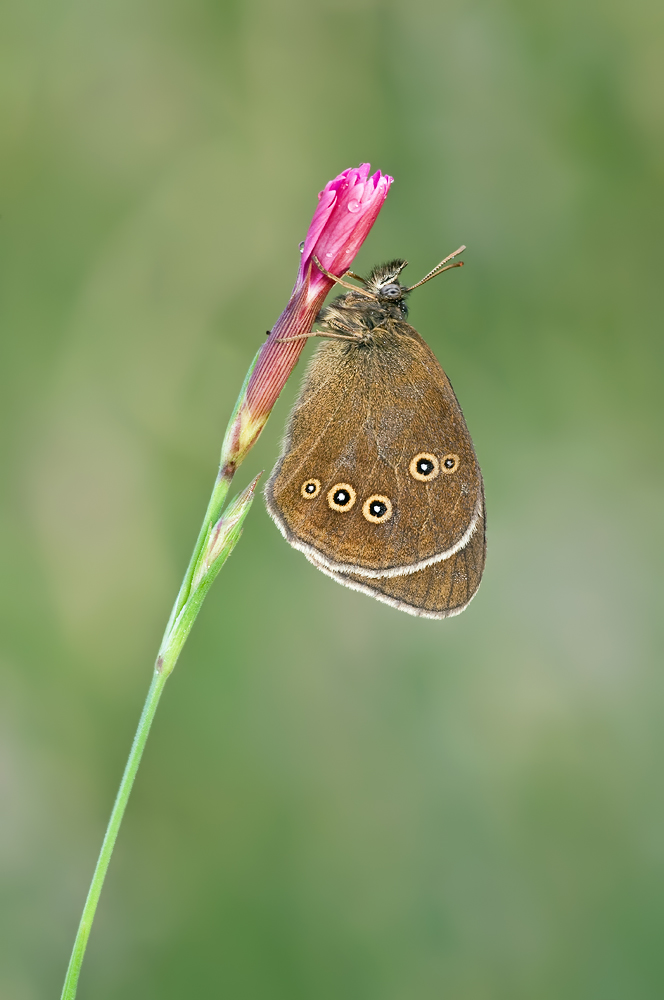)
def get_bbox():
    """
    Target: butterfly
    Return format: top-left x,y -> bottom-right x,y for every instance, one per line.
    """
265,248 -> 485,618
